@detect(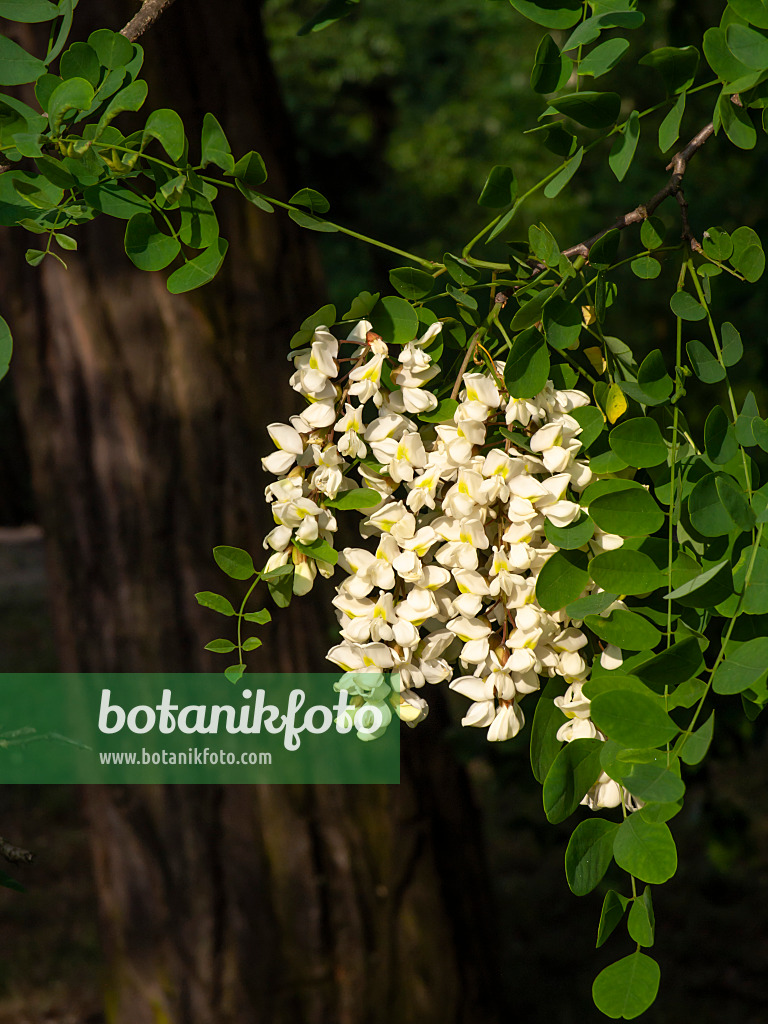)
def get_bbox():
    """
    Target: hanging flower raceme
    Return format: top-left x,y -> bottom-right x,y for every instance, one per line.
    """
258,309 -> 639,813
